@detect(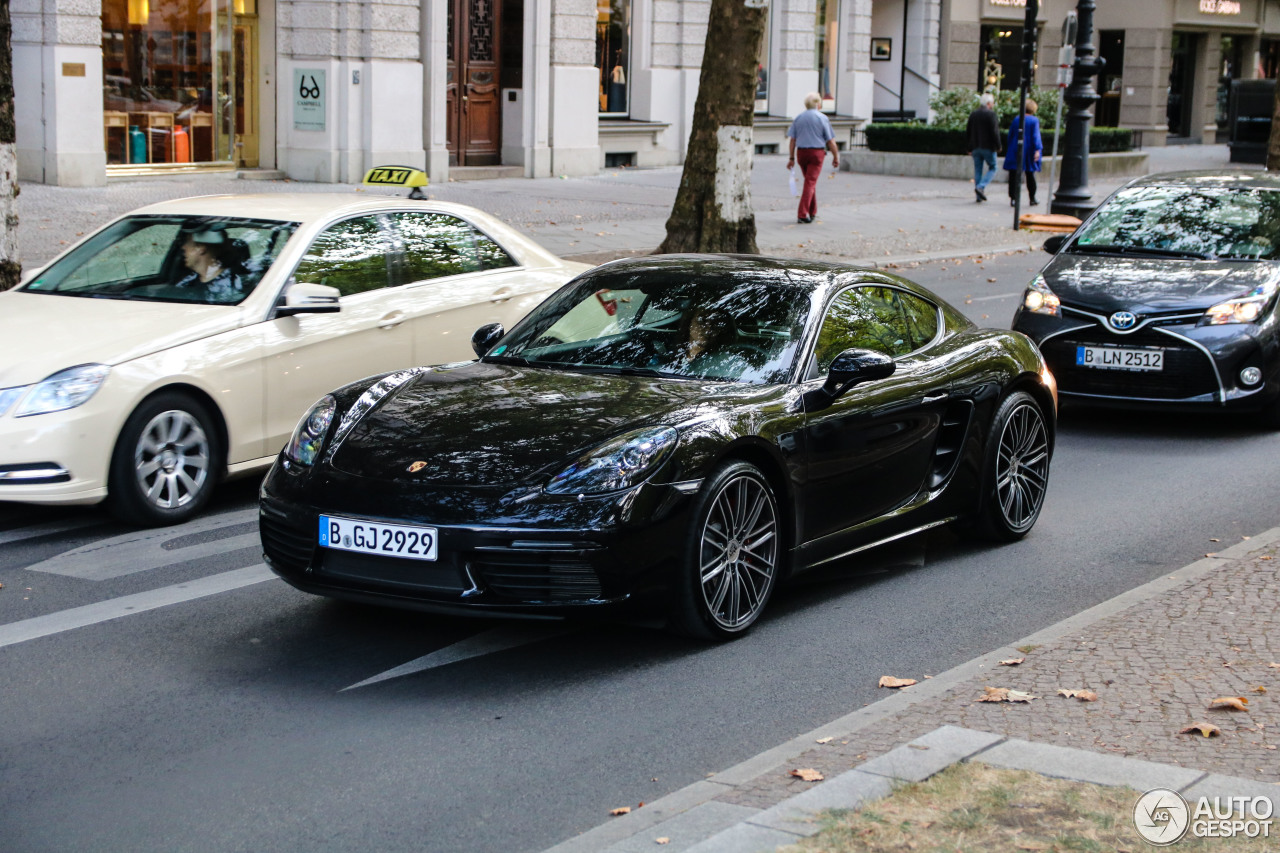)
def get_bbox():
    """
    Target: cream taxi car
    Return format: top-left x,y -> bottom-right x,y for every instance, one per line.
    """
0,188 -> 589,525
